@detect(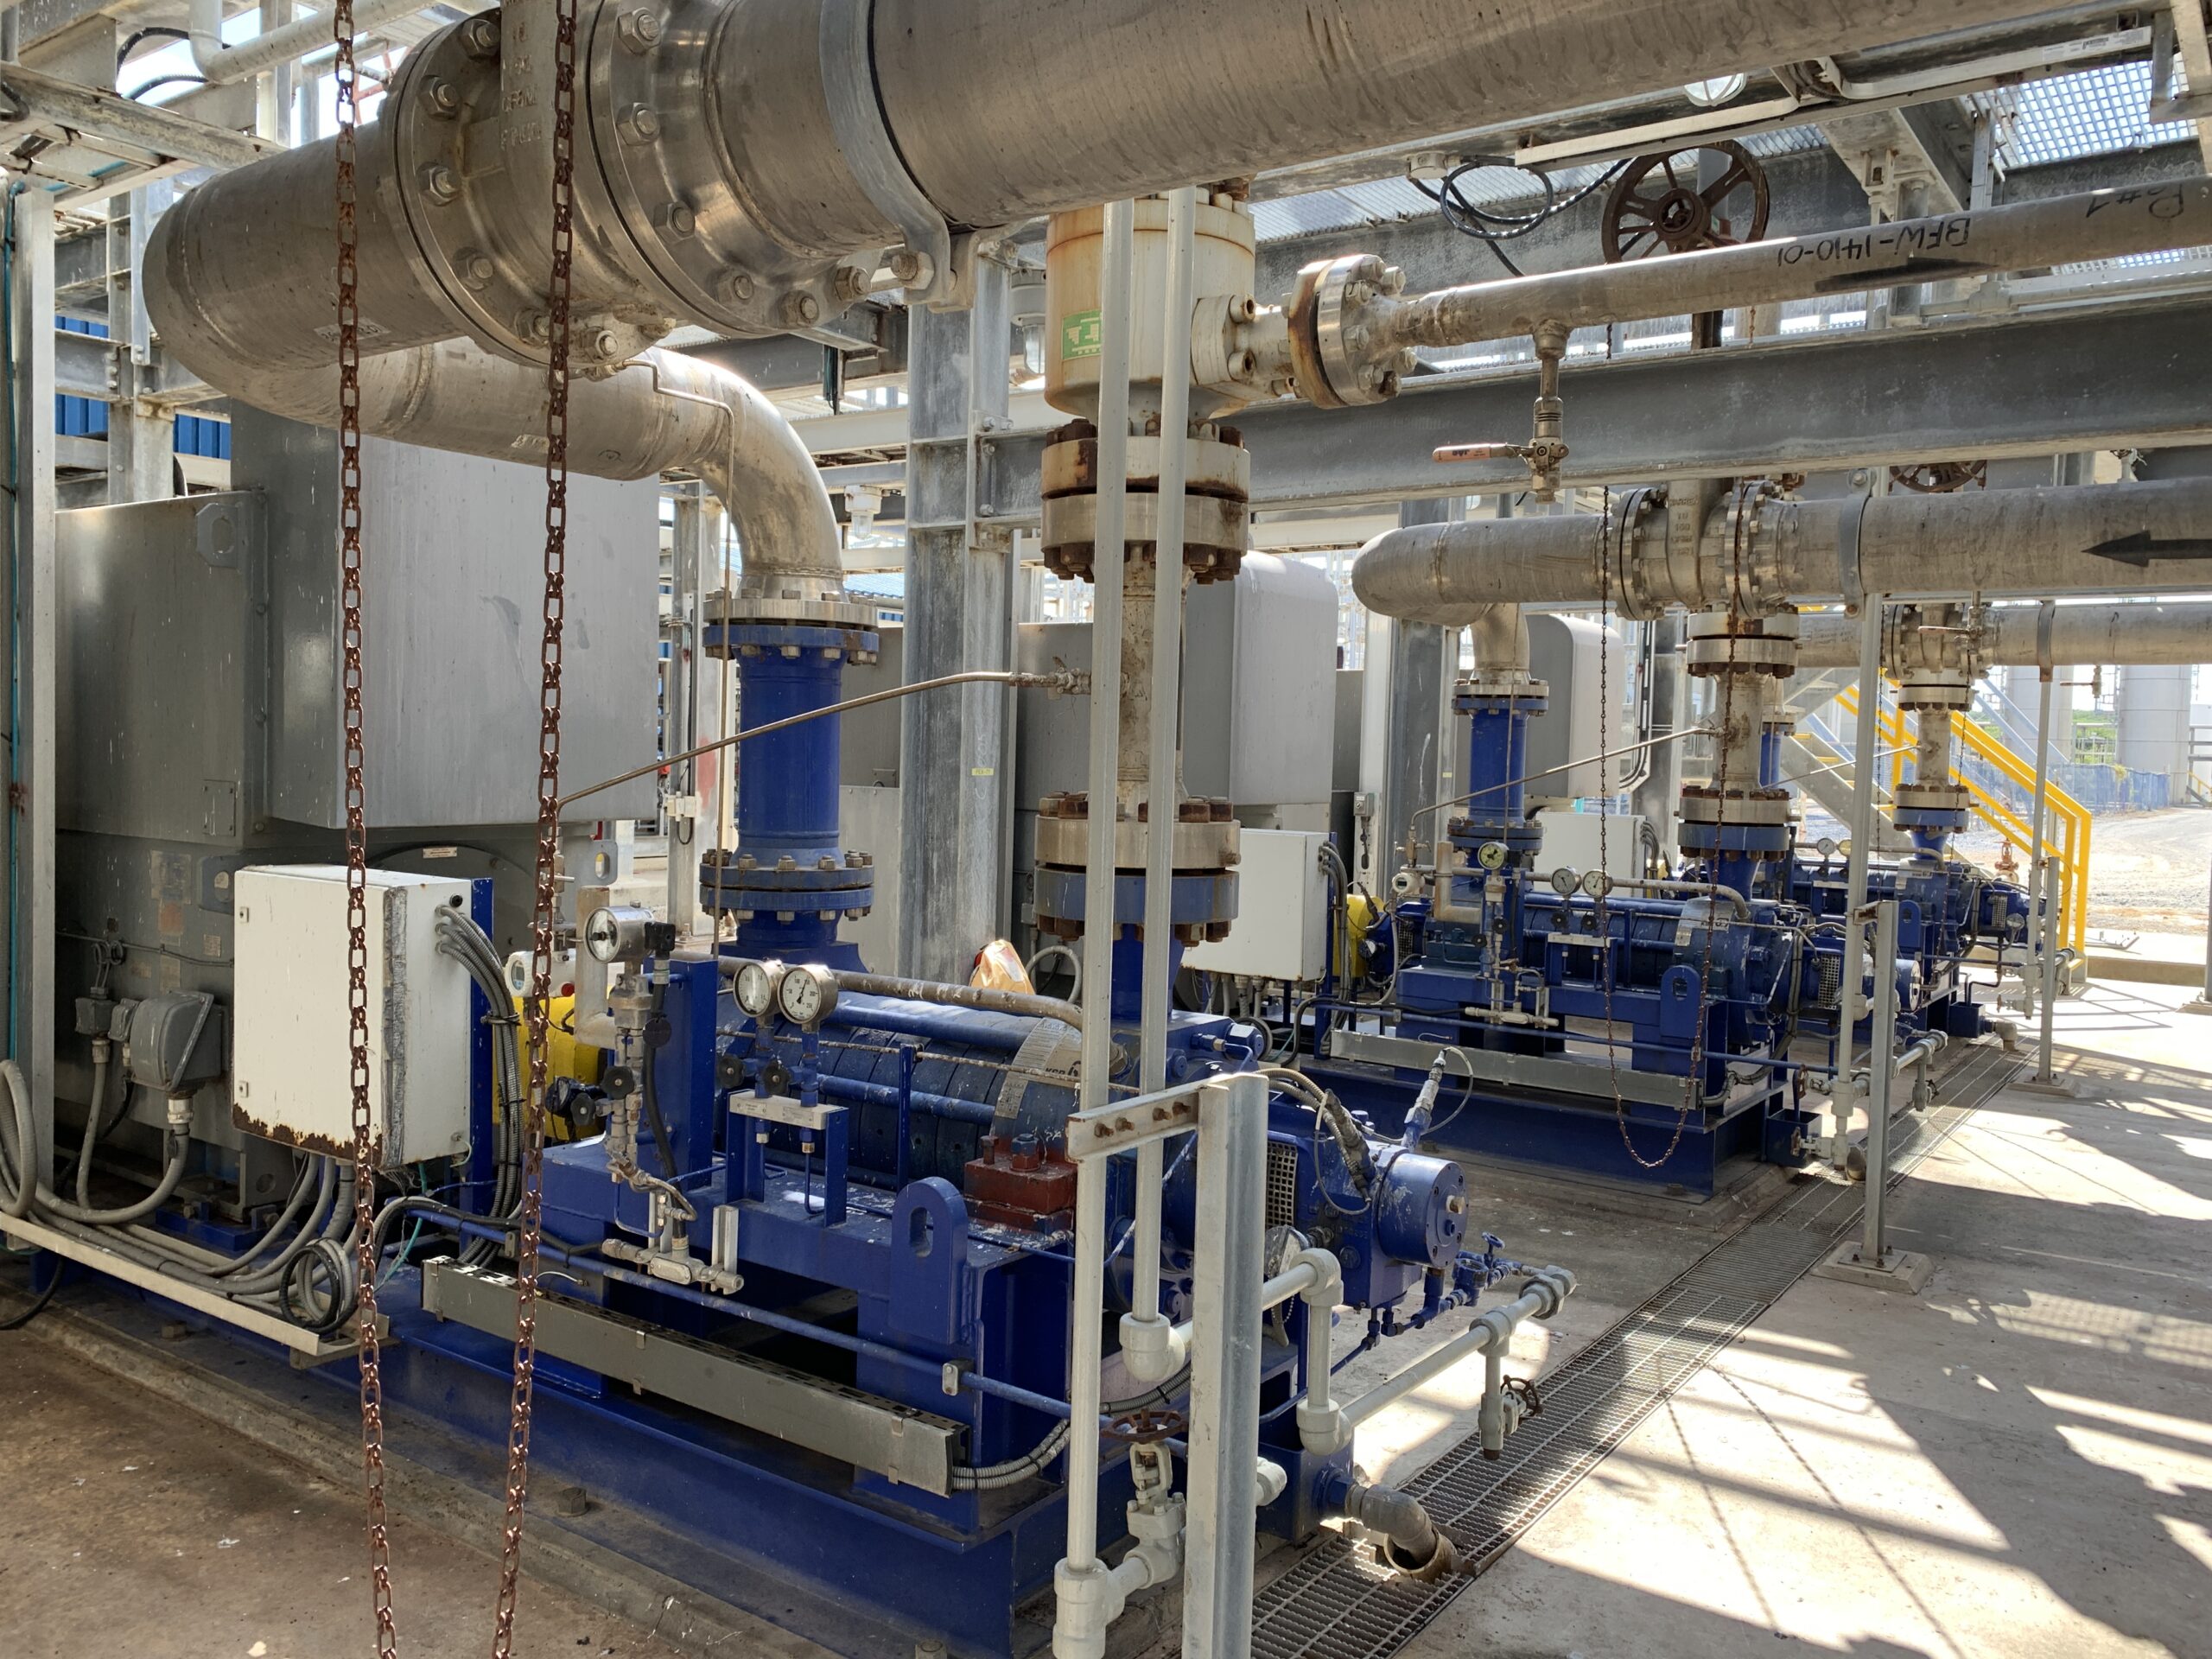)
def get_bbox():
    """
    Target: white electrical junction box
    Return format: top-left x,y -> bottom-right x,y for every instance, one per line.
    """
1185,829 -> 1330,982
232,866 -> 474,1166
